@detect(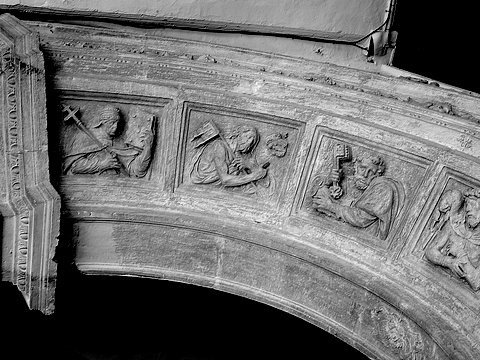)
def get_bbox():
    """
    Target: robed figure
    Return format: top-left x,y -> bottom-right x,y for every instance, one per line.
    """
189,121 -> 268,193
313,155 -> 405,240
63,106 -> 155,178
426,188 -> 480,291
